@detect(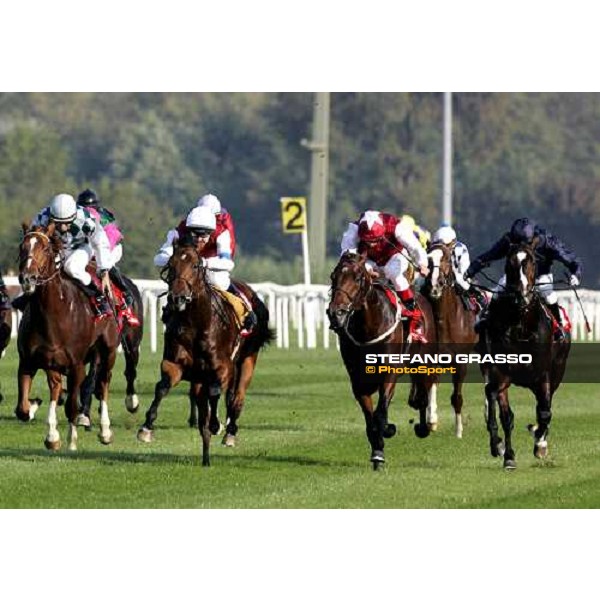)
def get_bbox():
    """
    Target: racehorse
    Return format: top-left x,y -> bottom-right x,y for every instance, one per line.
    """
15,223 -> 120,450
137,239 -> 272,466
77,274 -> 144,428
478,242 -> 571,469
186,279 -> 274,447
328,252 -> 437,469
422,242 -> 478,437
